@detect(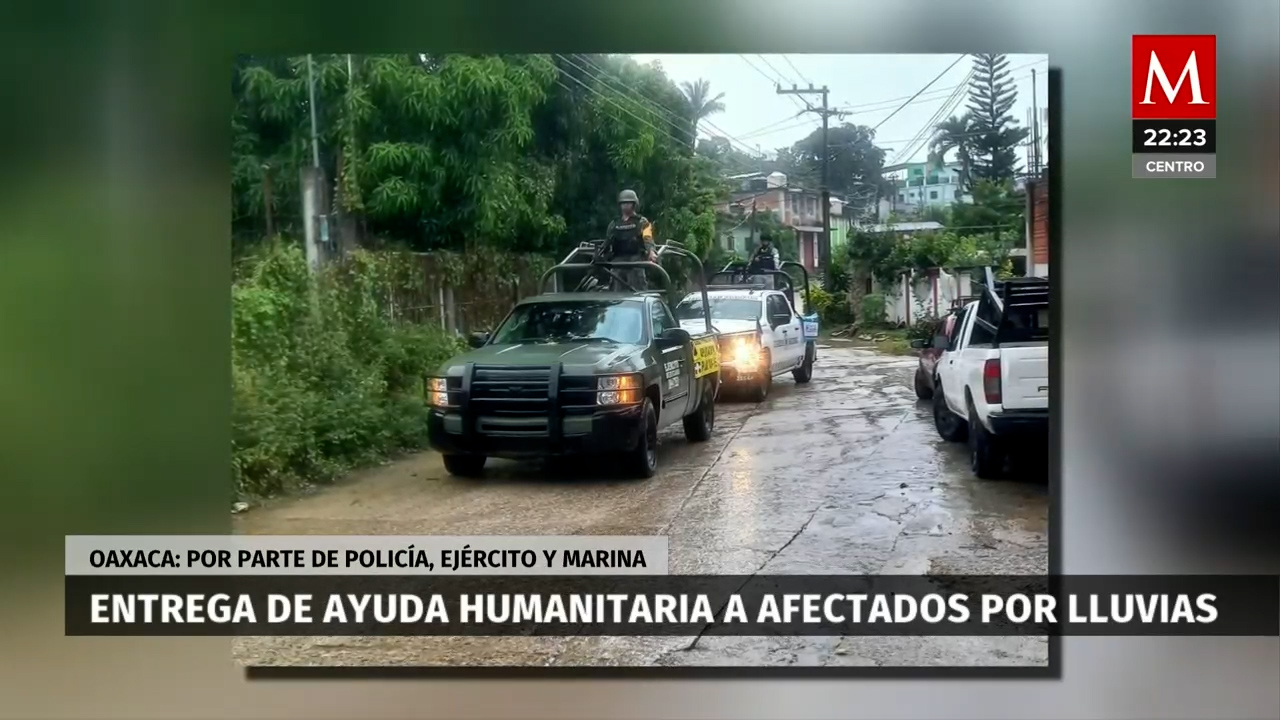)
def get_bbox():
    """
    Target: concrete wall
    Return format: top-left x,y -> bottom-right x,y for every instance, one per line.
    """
874,268 -> 975,326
